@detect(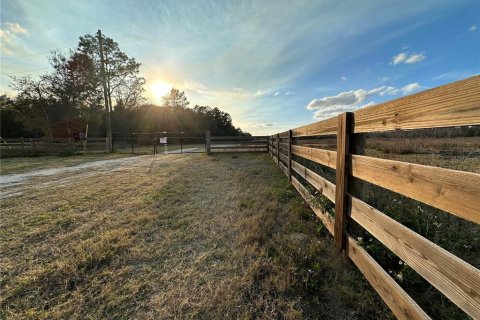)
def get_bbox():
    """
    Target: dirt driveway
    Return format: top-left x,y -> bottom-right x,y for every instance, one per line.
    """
0,155 -> 156,199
